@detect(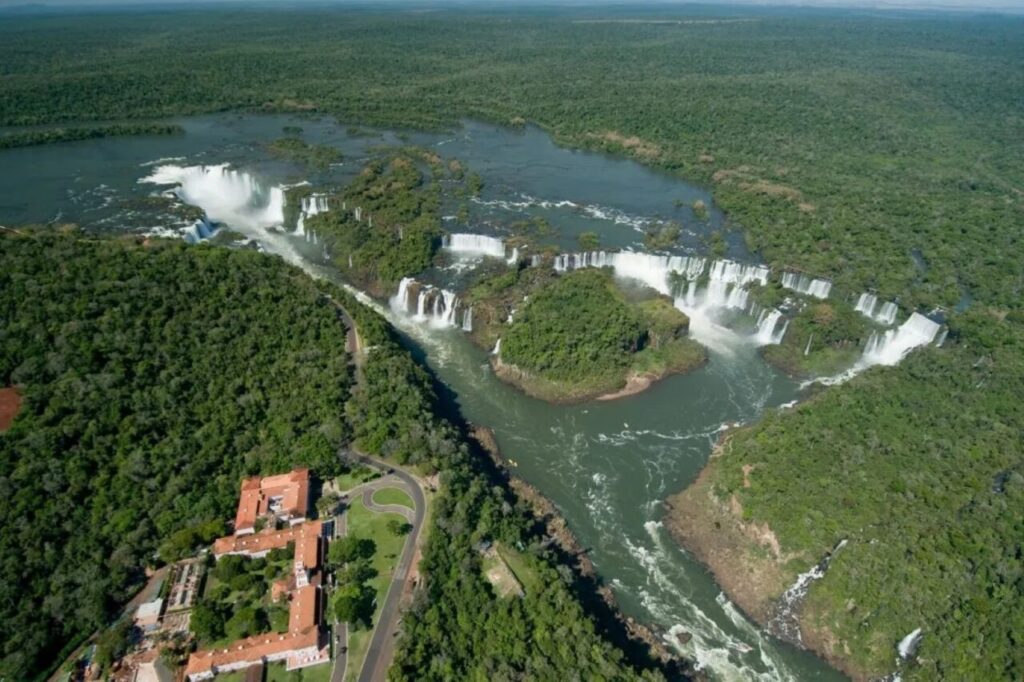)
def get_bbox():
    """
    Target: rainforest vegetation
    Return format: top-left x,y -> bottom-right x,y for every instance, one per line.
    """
267,135 -> 343,169
0,232 -> 353,680
302,154 -> 447,295
682,310 -> 1024,680
0,123 -> 182,148
0,8 -> 1020,312
495,268 -> 705,401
